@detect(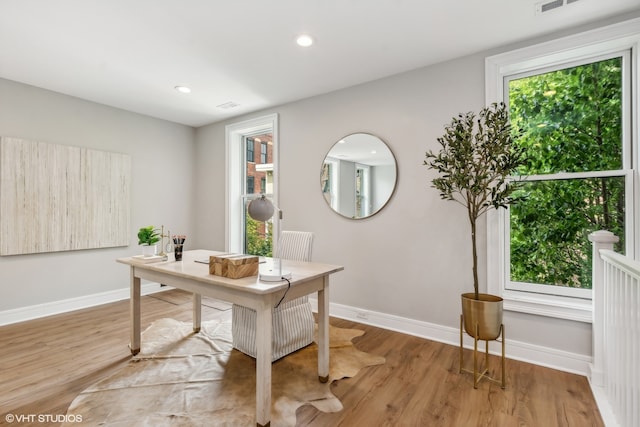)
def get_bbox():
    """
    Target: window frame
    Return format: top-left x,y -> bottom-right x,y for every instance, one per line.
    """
225,114 -> 279,255
505,170 -> 631,299
485,18 -> 640,322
